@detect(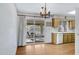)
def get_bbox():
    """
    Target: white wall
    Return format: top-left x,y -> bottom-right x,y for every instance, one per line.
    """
18,16 -> 24,46
0,4 -> 17,55
44,27 -> 52,43
18,16 -> 27,46
75,8 -> 79,55
44,18 -> 52,43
